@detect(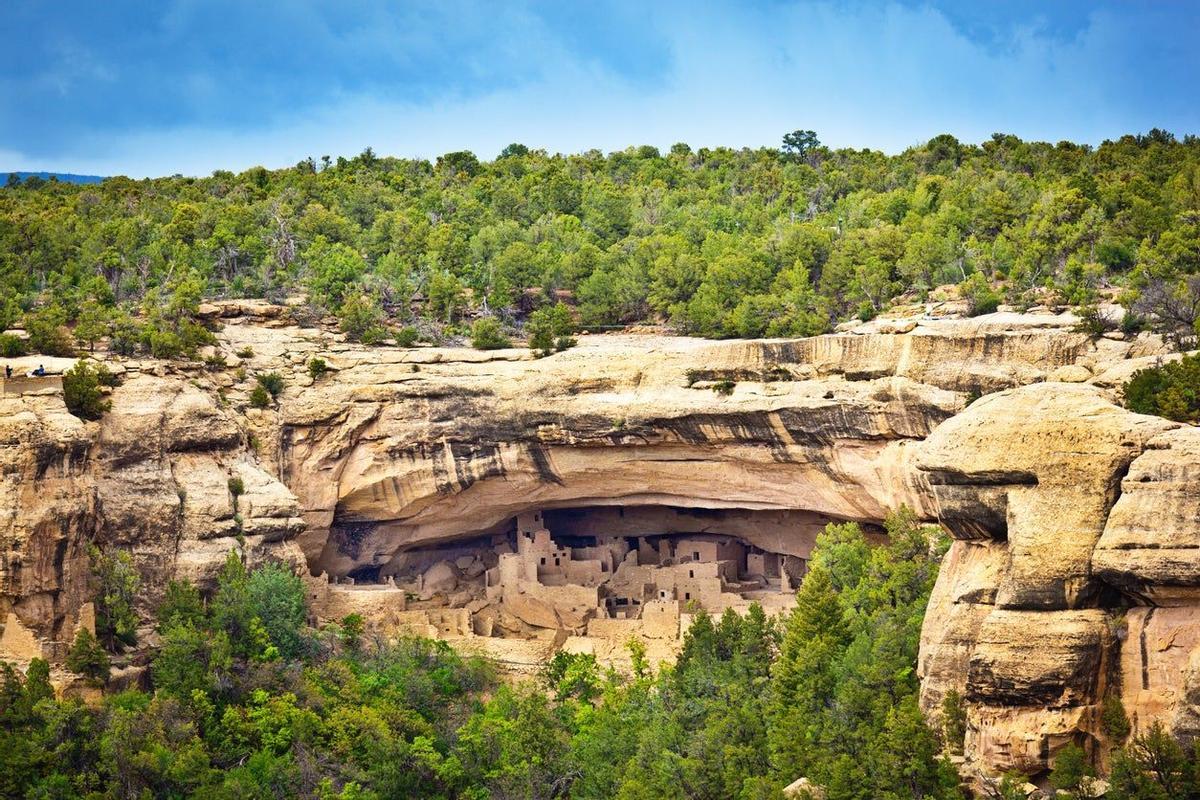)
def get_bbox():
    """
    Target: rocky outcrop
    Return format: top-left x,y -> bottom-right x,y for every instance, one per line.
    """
915,382 -> 1200,779
4,303 -> 1198,785
0,373 -> 305,657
